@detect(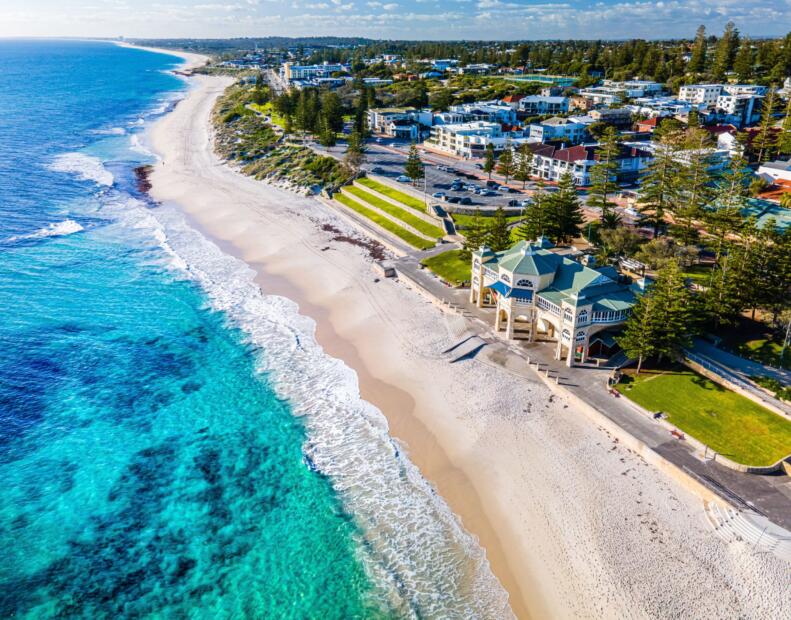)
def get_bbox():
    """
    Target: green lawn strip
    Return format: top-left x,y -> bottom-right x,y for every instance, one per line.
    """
345,186 -> 444,238
357,177 -> 427,212
451,213 -> 524,229
616,365 -> 791,466
421,249 -> 471,286
335,193 -> 434,250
